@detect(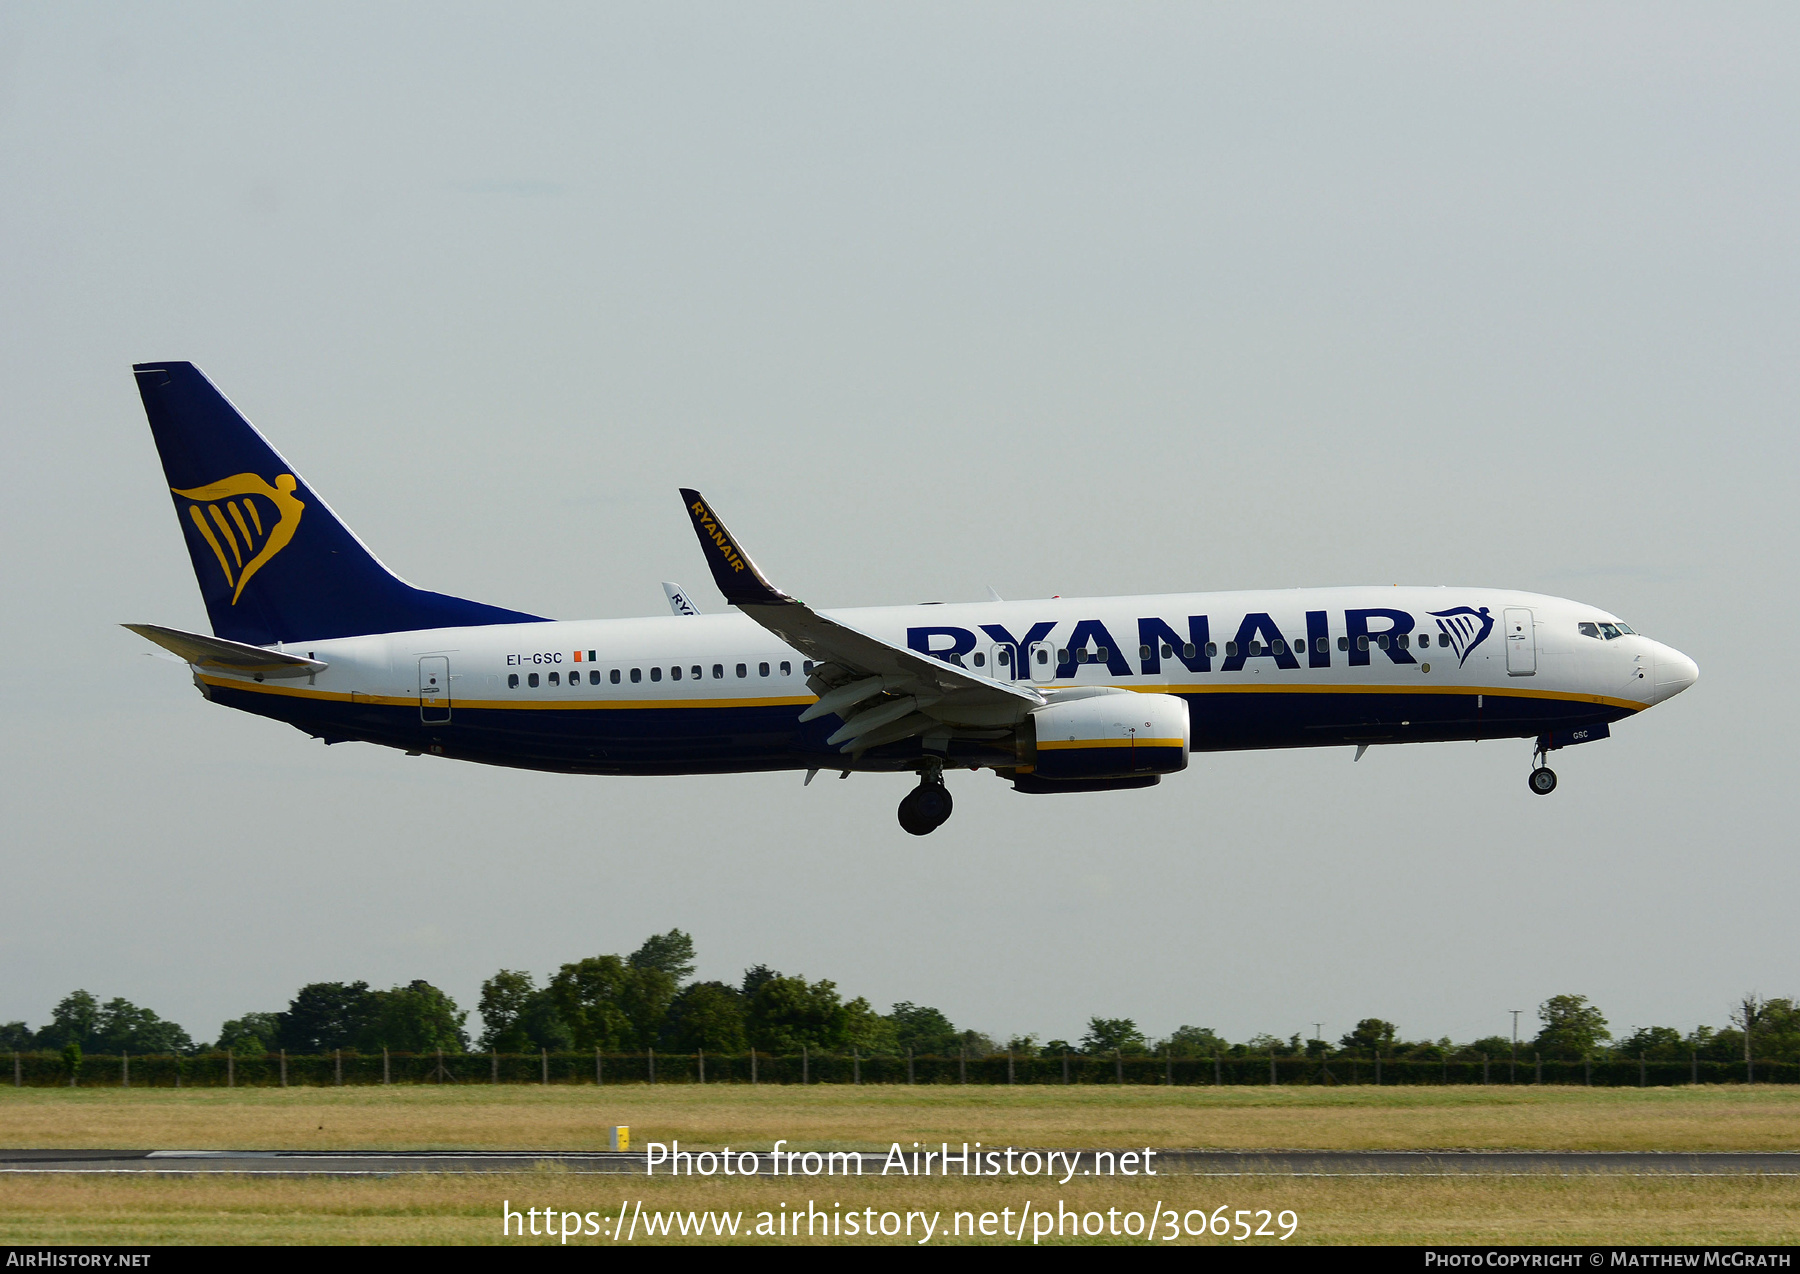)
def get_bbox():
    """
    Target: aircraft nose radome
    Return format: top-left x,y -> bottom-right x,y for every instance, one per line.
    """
1652,645 -> 1699,704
